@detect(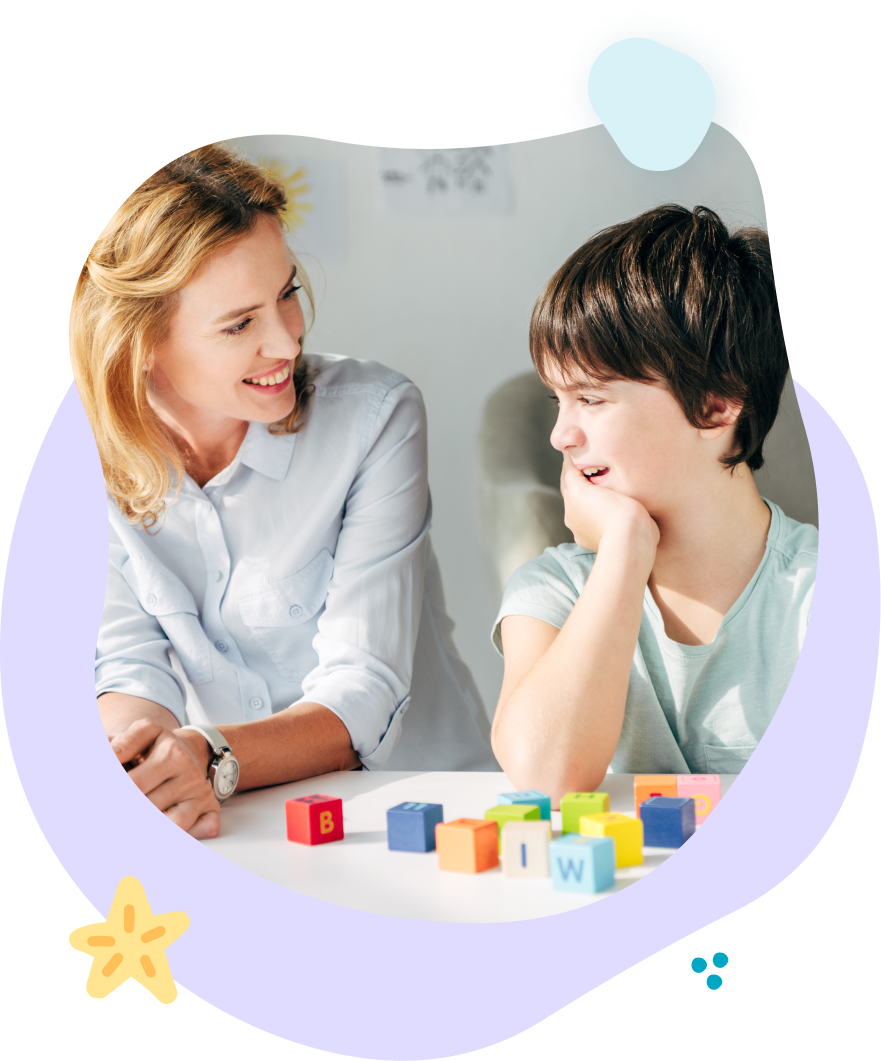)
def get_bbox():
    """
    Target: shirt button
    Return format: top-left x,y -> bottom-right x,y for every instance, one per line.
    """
213,570 -> 223,582
215,640 -> 228,653
289,604 -> 302,617
250,697 -> 263,710
145,593 -> 157,606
